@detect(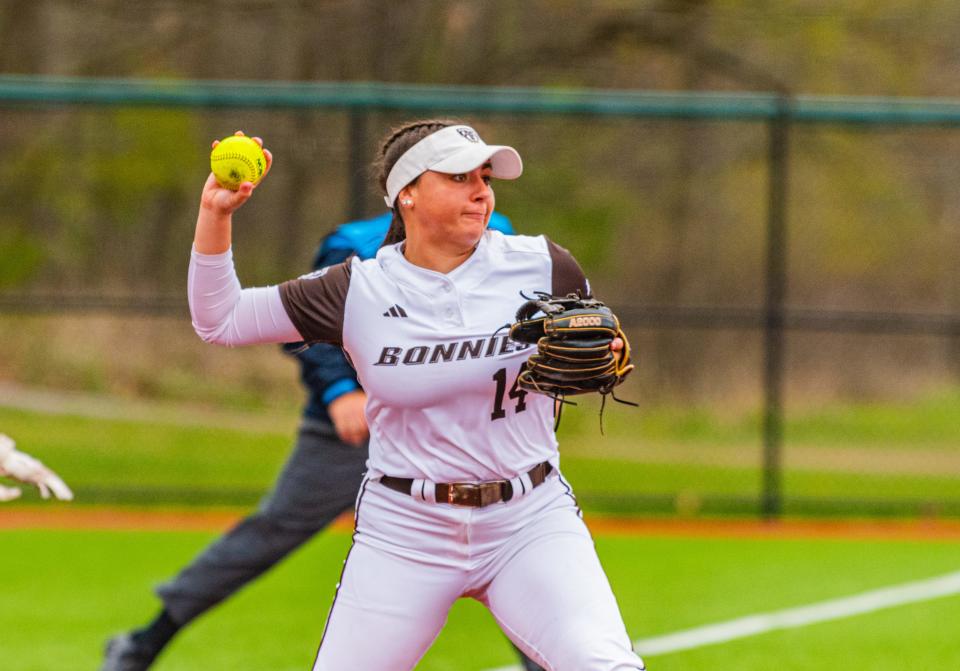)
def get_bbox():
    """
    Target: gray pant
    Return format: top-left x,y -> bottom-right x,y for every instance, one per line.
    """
156,418 -> 367,624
